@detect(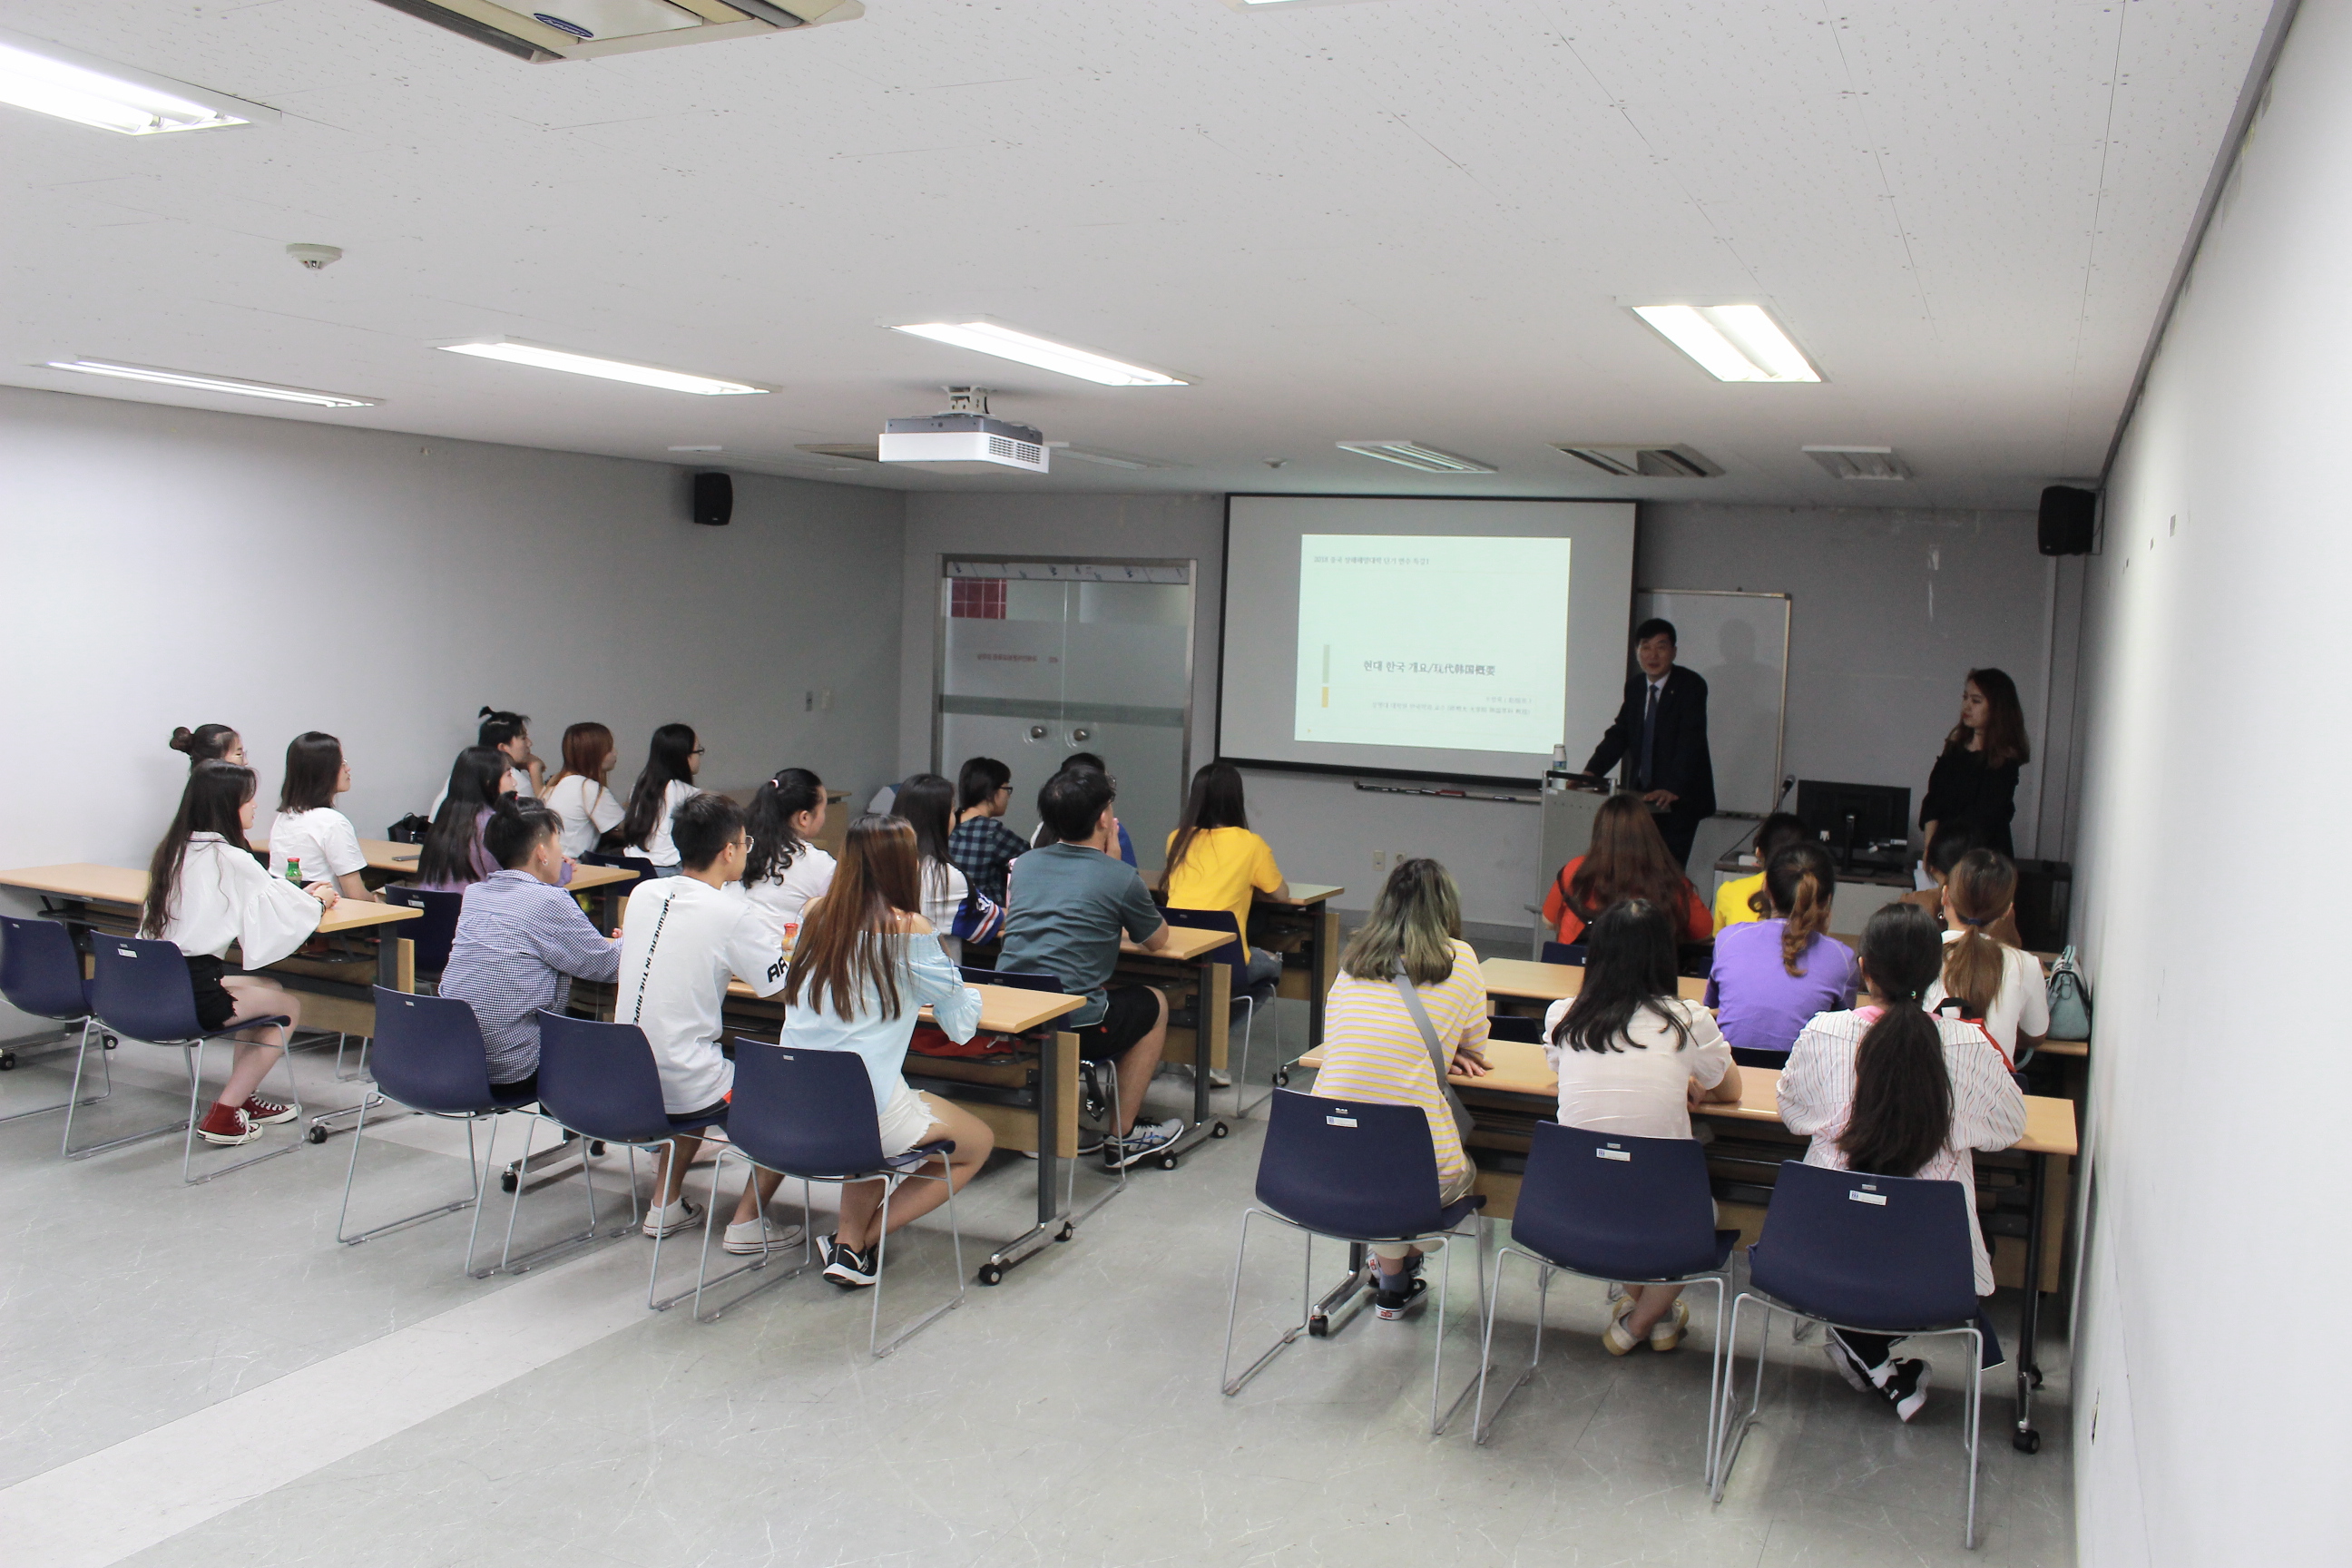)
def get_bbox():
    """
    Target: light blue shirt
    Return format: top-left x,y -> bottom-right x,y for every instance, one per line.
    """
775,931 -> 982,1116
